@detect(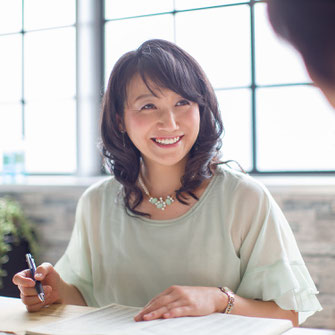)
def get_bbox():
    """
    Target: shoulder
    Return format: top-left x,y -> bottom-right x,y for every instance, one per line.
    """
213,165 -> 284,250
214,164 -> 271,207
79,175 -> 121,207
